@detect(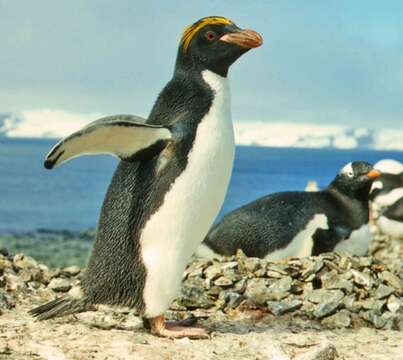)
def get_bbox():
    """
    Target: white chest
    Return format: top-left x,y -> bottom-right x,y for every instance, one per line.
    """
265,214 -> 329,261
334,225 -> 372,256
140,70 -> 235,317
